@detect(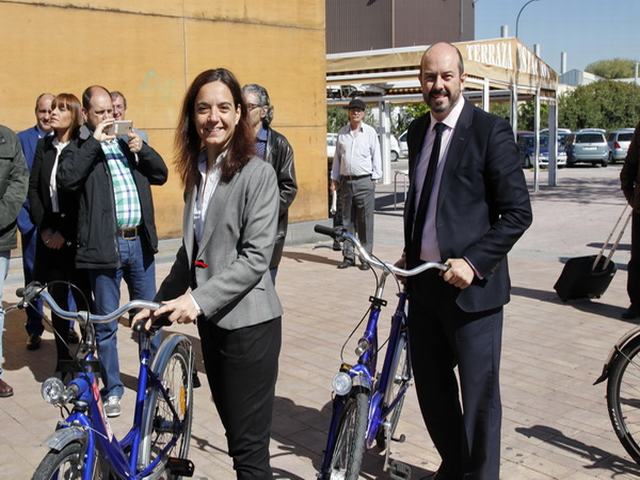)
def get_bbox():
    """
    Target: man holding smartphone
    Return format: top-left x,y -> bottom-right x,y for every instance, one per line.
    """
57,85 -> 168,418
